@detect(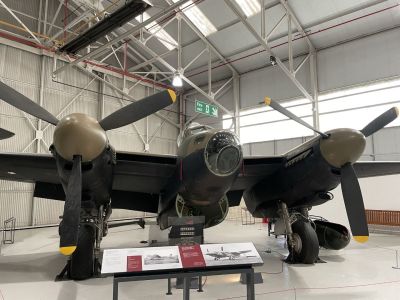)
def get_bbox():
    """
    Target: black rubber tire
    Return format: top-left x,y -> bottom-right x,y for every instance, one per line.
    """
69,224 -> 95,280
290,219 -> 319,264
